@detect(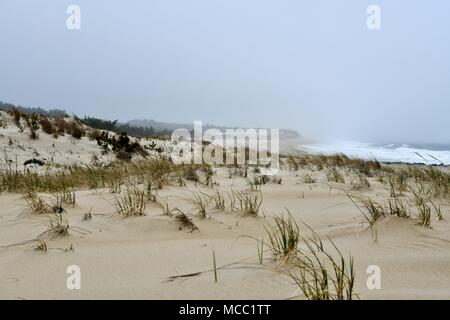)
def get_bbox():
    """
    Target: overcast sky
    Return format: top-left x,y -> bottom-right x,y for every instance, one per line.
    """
1,1 -> 449,144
